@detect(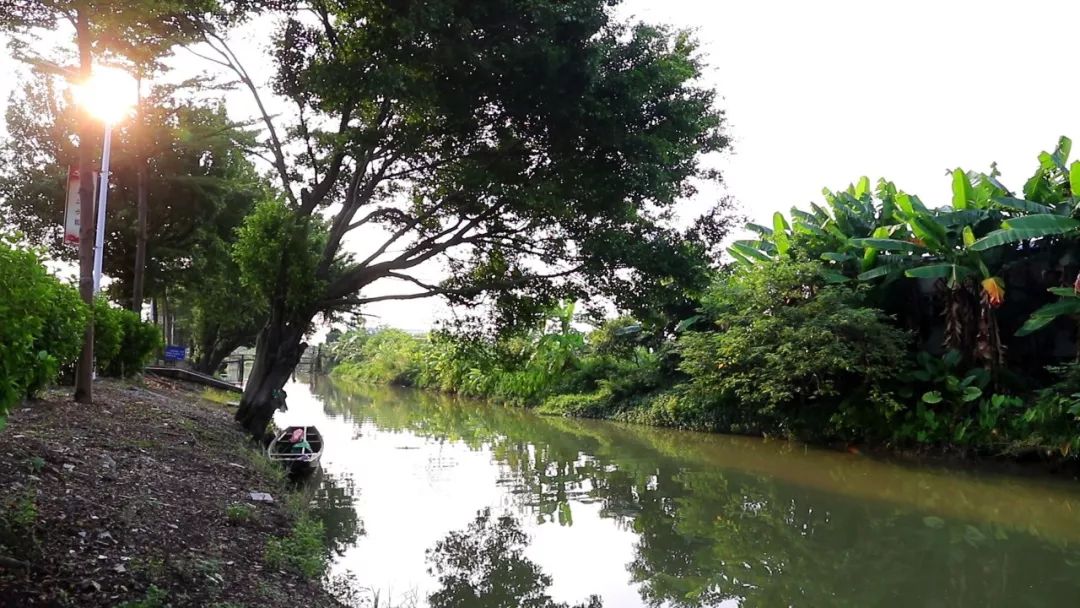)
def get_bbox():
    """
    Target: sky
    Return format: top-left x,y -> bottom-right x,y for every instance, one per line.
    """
4,0 -> 1080,331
